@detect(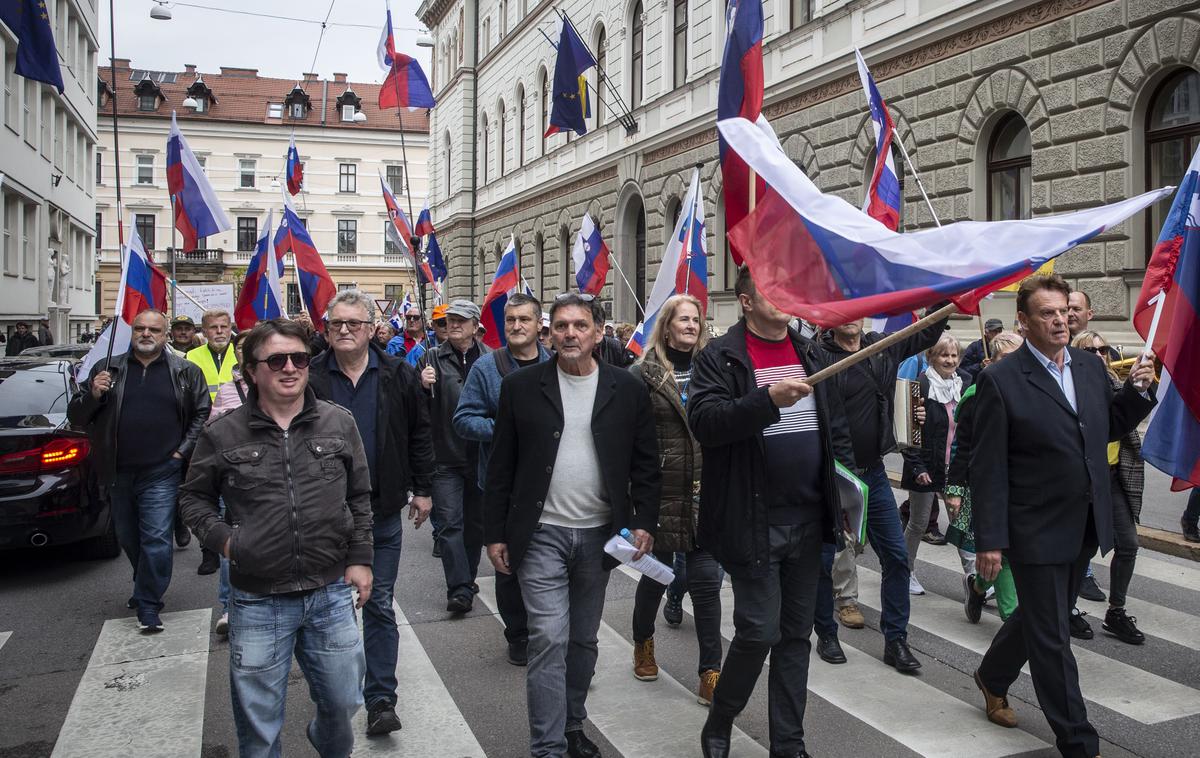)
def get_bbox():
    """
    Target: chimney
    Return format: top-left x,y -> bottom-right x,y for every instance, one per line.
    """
219,66 -> 259,78
111,58 -> 131,70
333,72 -> 347,84
184,64 -> 196,75
303,72 -> 319,82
